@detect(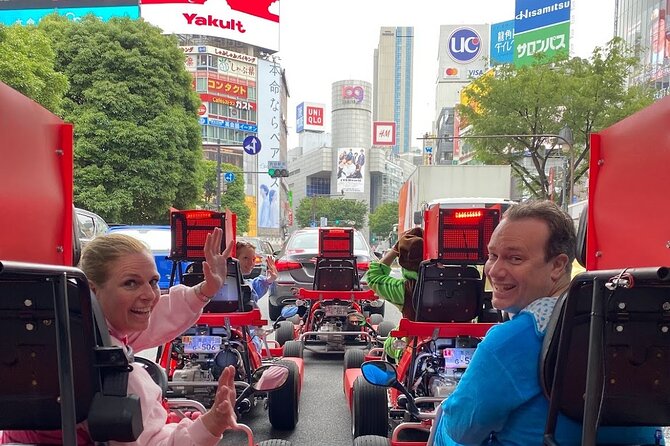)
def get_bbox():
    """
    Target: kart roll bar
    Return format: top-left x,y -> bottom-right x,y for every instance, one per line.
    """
390,319 -> 496,338
297,288 -> 377,301
197,308 -> 267,327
